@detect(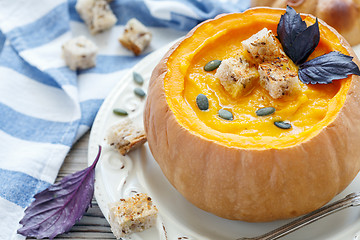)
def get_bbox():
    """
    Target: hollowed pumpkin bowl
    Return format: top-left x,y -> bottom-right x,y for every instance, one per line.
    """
143,7 -> 360,222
